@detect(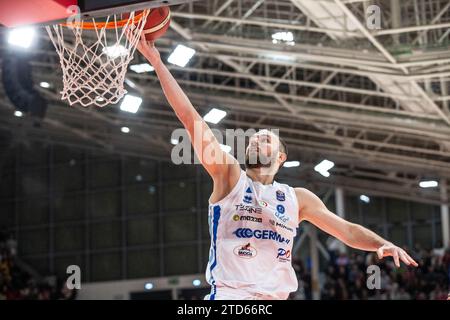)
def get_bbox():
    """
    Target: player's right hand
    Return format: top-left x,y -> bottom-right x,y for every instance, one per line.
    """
376,242 -> 418,267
